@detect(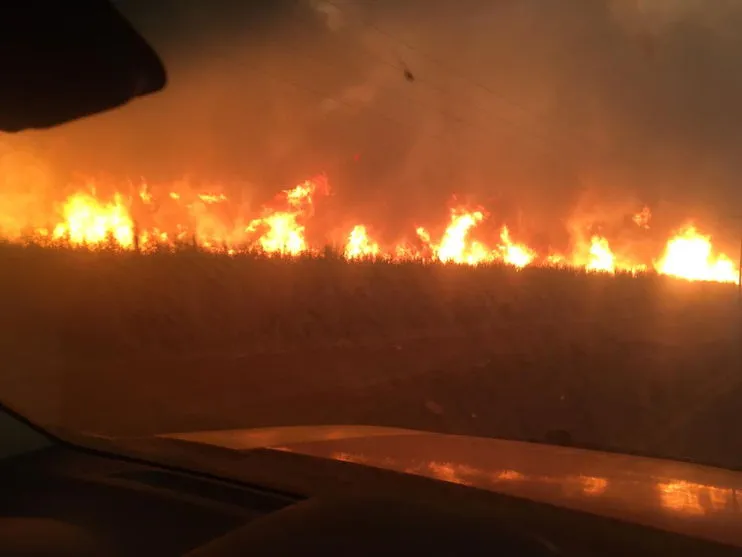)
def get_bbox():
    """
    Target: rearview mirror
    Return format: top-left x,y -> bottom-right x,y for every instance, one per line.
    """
0,0 -> 167,132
